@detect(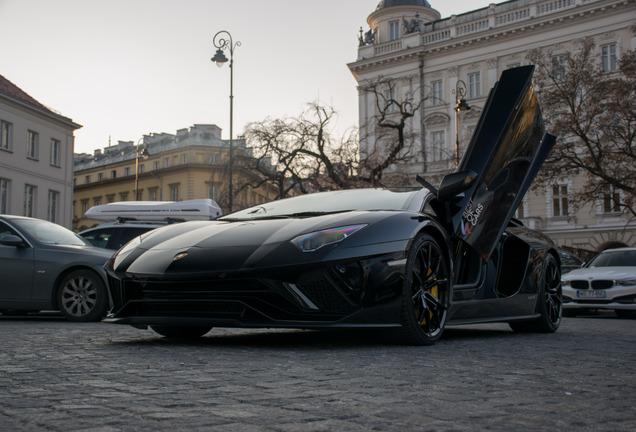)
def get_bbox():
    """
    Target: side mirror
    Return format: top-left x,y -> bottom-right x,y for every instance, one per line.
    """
437,170 -> 478,201
0,235 -> 26,248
